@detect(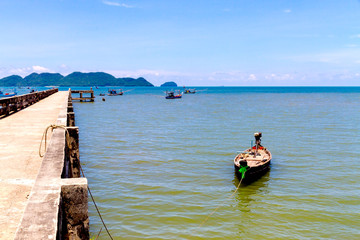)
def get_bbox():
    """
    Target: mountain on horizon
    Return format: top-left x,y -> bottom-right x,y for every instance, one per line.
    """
0,72 -> 154,87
